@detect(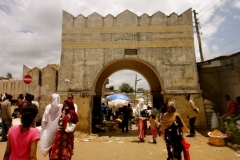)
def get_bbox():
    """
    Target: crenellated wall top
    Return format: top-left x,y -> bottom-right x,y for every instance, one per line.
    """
63,8 -> 192,21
